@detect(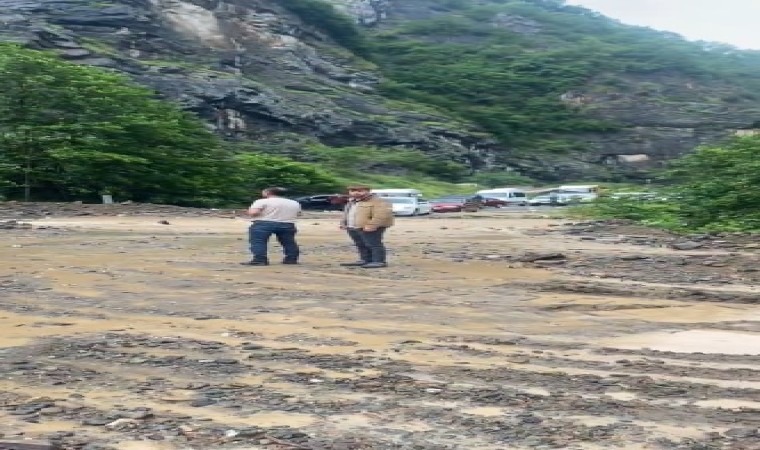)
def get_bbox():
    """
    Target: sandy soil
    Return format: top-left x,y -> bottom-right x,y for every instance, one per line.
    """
1,210 -> 759,449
